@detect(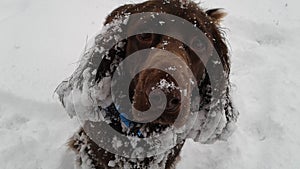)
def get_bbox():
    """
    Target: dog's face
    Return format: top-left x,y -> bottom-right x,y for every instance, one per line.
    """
126,21 -> 210,125
101,0 -> 229,128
